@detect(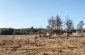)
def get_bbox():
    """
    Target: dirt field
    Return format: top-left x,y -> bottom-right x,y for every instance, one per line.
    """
0,35 -> 85,55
